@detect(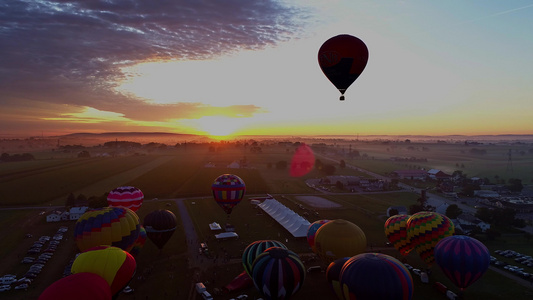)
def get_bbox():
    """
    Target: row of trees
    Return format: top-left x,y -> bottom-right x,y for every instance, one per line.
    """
65,193 -> 108,209
0,152 -> 35,162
